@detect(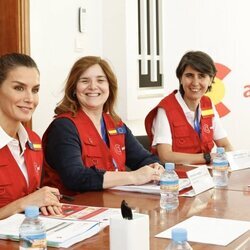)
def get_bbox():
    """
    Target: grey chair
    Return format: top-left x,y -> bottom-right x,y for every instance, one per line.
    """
135,135 -> 151,151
